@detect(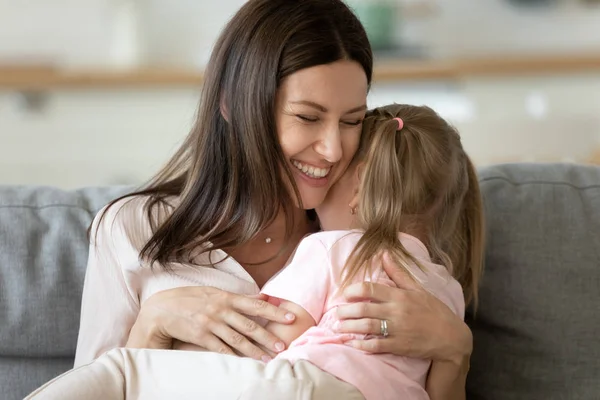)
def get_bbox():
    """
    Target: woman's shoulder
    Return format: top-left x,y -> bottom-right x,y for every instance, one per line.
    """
91,194 -> 177,251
